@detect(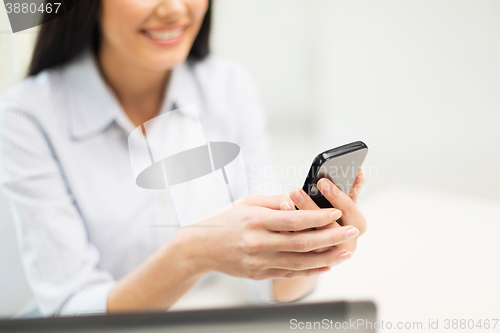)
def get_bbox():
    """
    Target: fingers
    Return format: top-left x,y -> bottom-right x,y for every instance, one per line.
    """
335,239 -> 358,253
264,266 -> 331,279
287,188 -> 342,226
259,208 -> 342,232
270,247 -> 353,270
317,178 -> 366,232
254,248 -> 352,279
287,187 -> 342,230
270,225 -> 359,252
289,188 -> 319,210
242,193 -> 294,210
280,201 -> 295,211
349,169 -> 366,204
